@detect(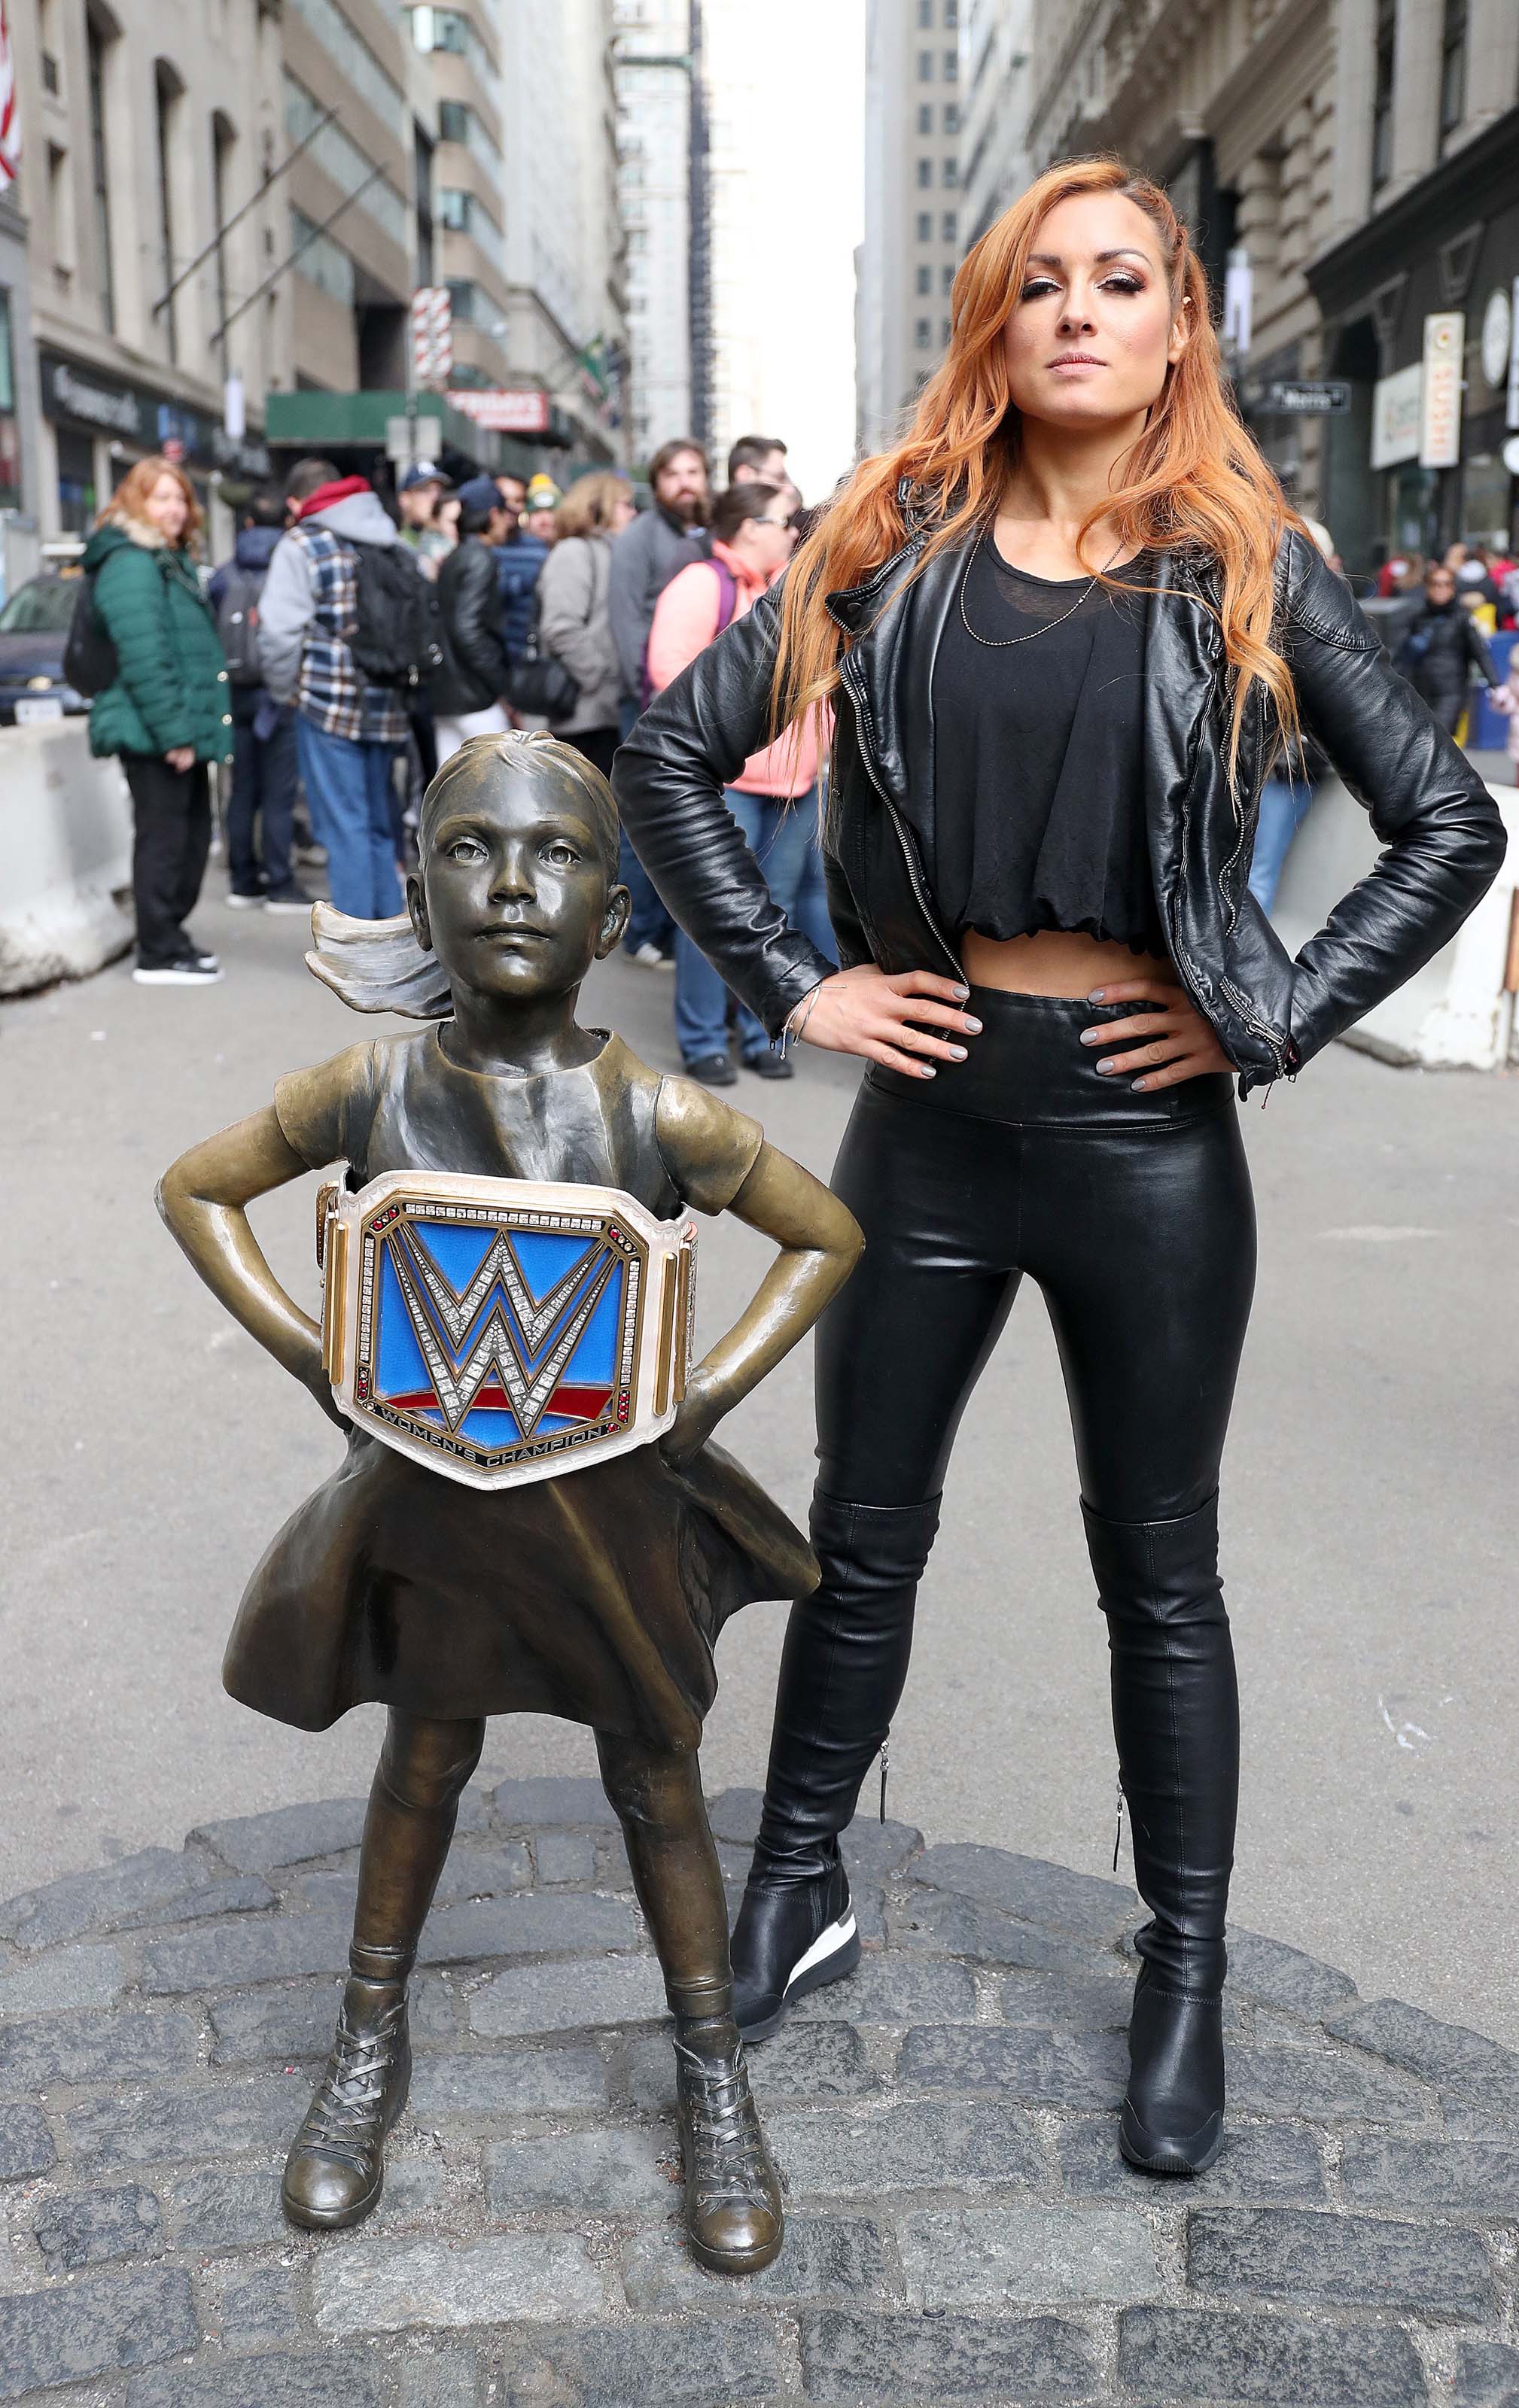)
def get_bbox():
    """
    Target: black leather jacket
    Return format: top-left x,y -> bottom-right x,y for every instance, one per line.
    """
1396,600 -> 1499,707
614,513 -> 1506,1096
431,535 -> 510,717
